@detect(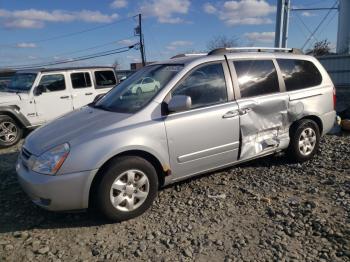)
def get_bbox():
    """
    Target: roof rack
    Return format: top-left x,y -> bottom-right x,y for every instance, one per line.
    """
208,47 -> 303,55
171,53 -> 207,59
